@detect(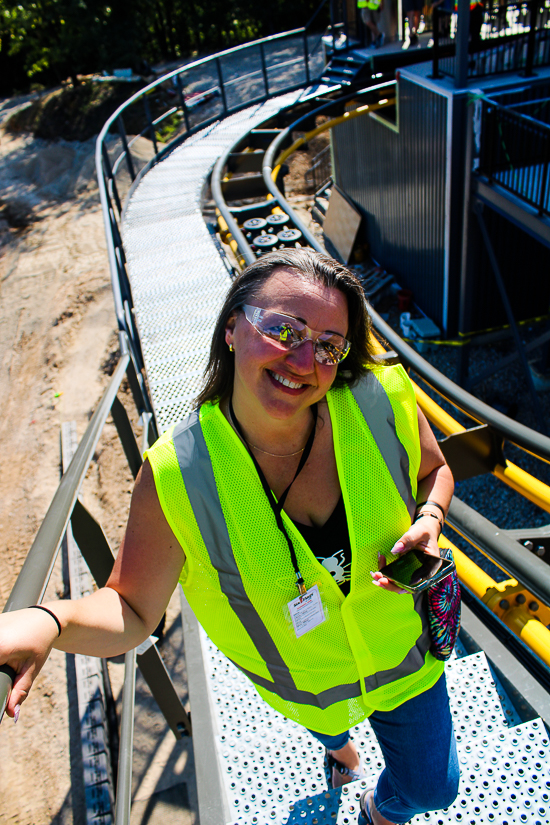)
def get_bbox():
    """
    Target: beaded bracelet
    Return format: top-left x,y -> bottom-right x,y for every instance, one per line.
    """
28,605 -> 62,637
